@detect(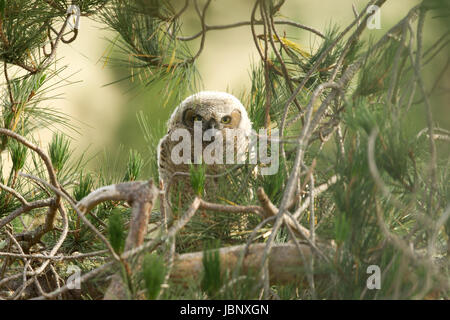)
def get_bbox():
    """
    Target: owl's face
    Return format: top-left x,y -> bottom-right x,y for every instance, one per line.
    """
182,104 -> 242,132
158,91 -> 254,187
167,91 -> 252,137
